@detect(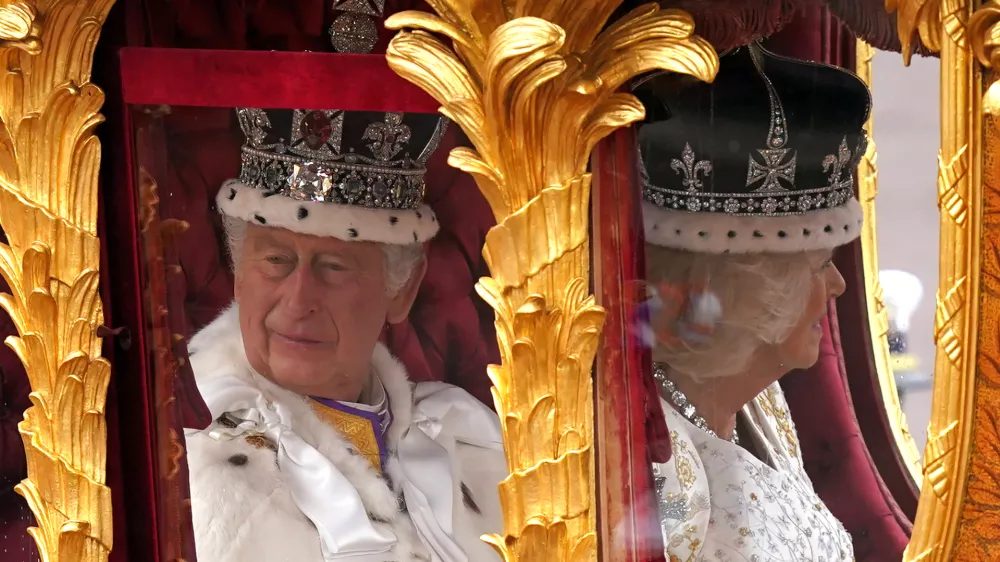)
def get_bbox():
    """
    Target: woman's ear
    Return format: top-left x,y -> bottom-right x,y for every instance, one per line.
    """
385,257 -> 428,324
